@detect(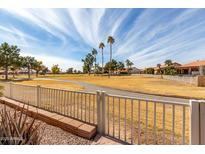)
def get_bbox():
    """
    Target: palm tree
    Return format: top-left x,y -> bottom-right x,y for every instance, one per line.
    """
125,59 -> 134,74
99,42 -> 105,74
157,63 -> 163,78
107,36 -> 115,77
91,48 -> 97,75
